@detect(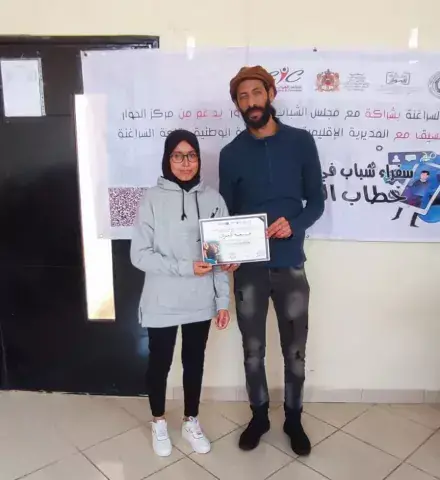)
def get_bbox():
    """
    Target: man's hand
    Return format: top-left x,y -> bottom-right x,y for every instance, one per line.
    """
193,261 -> 213,276
267,217 -> 292,239
215,309 -> 230,330
221,263 -> 240,273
